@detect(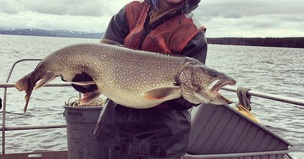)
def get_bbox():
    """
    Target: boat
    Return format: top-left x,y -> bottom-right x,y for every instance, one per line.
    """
1,59 -> 303,159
